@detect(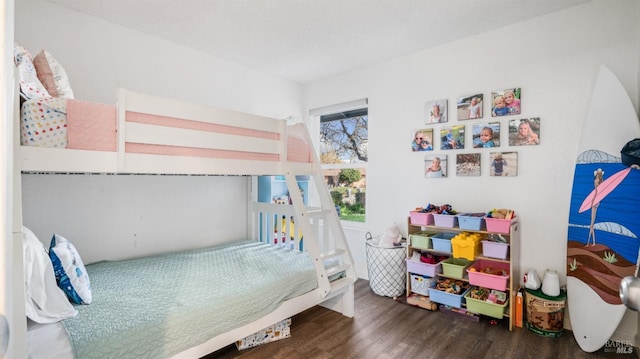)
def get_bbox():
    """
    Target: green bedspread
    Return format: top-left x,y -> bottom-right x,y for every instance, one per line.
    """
61,240 -> 317,359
